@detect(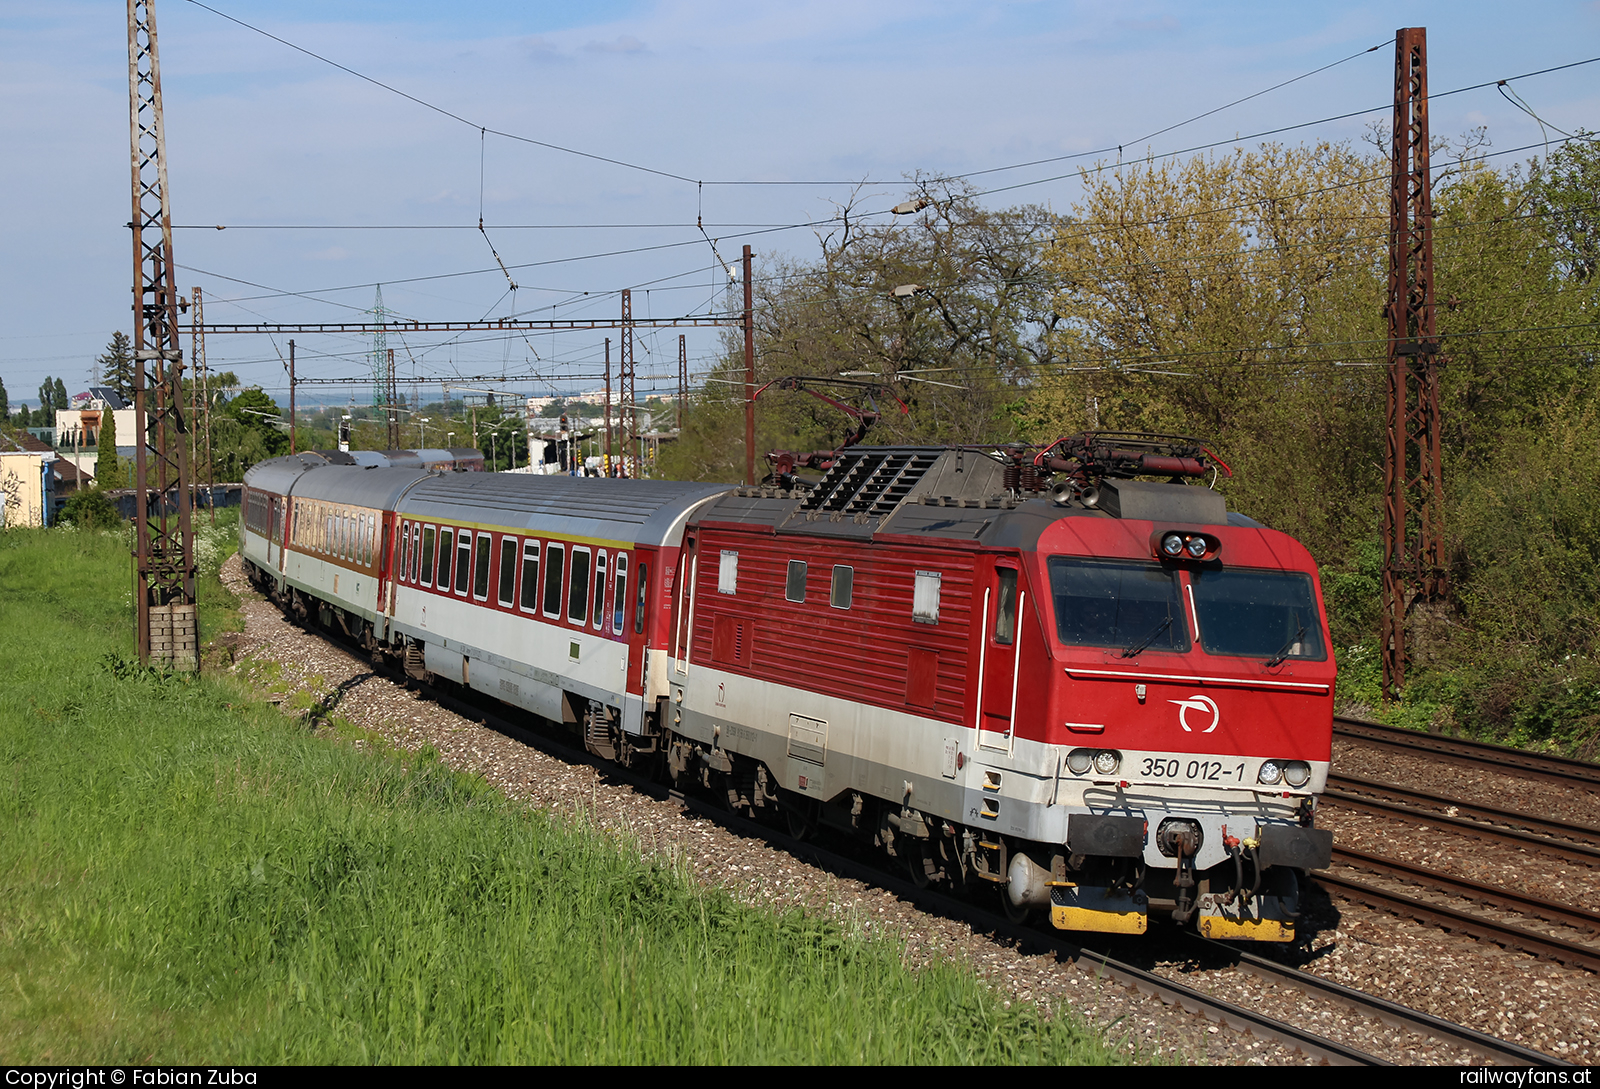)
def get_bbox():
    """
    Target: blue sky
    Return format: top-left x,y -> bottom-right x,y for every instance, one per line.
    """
2,0 -> 1596,408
